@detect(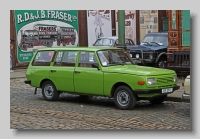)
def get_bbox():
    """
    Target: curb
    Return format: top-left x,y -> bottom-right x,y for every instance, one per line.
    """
166,97 -> 190,103
10,77 -> 26,79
